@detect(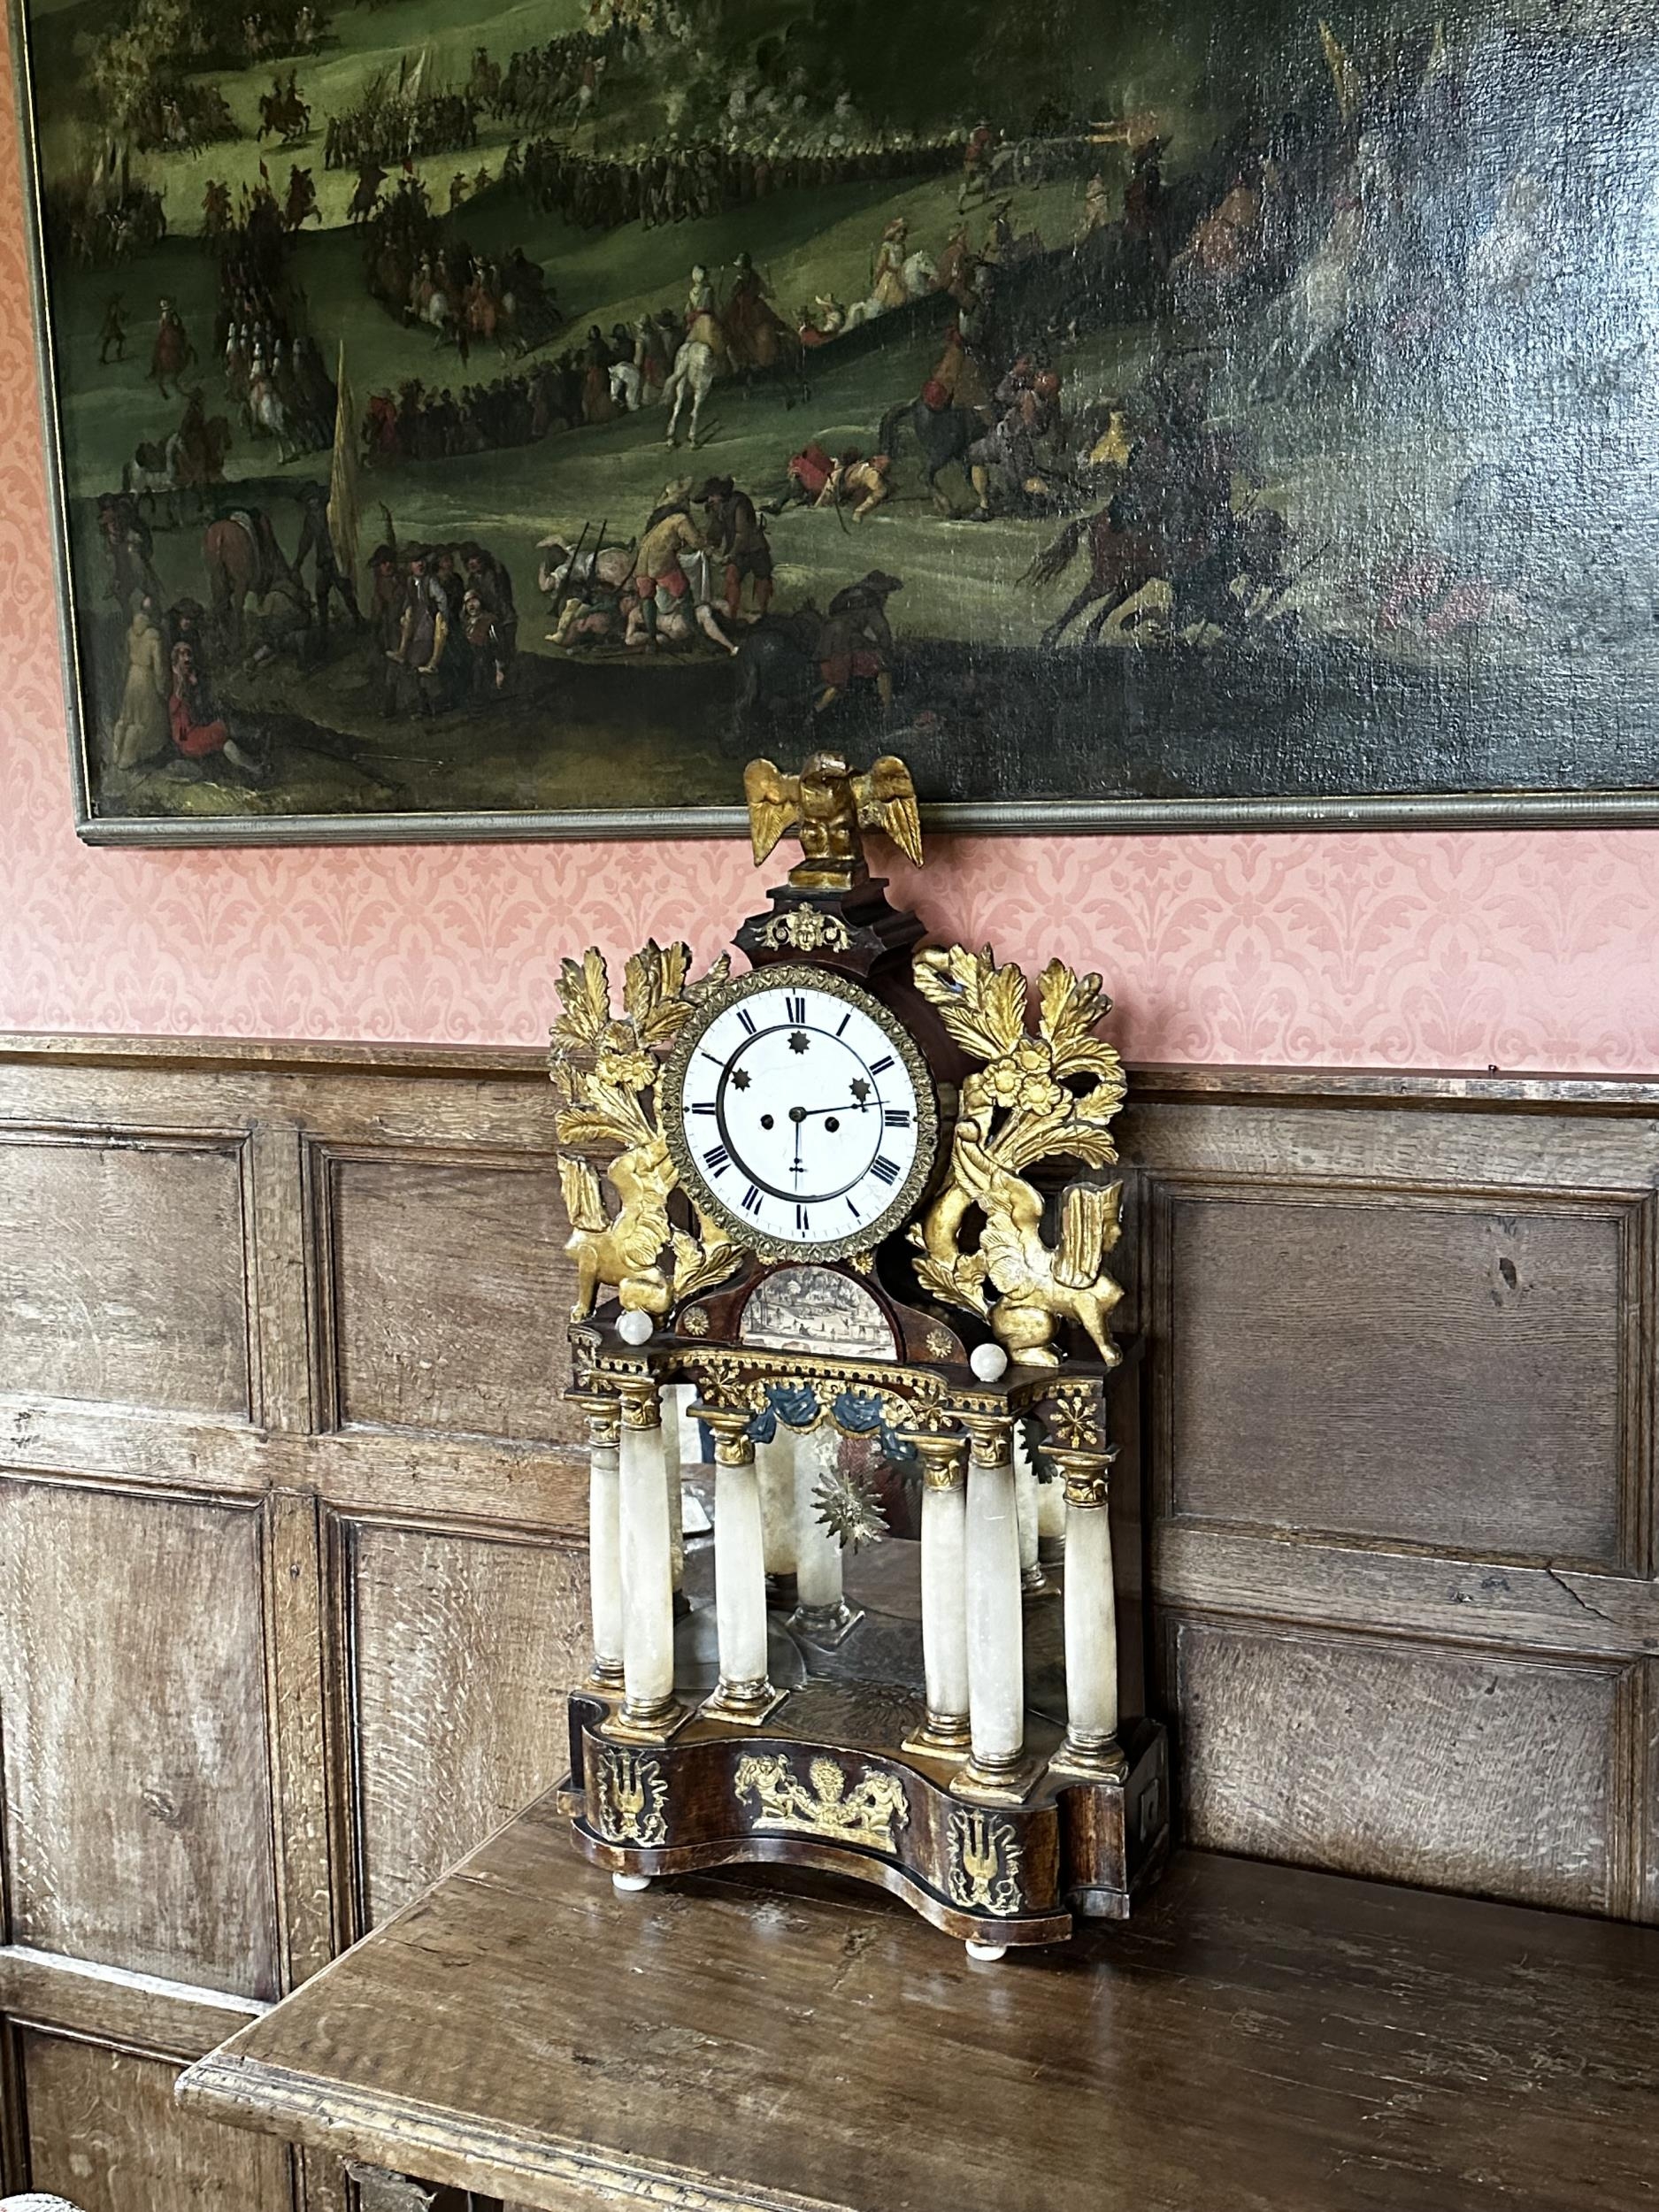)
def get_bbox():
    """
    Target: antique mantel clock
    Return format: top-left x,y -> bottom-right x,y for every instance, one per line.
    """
551,752 -> 1169,1958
